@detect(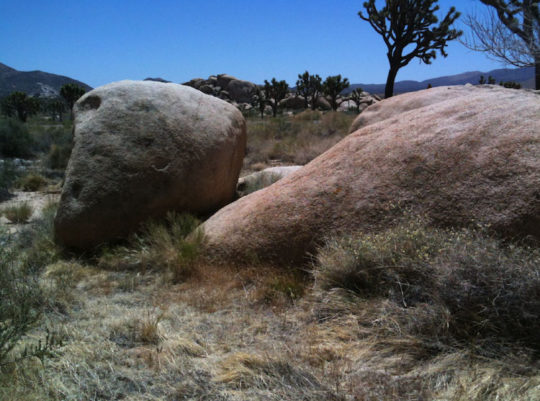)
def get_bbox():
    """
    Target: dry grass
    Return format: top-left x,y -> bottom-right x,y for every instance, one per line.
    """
2,202 -> 33,223
314,219 -> 540,348
98,212 -> 204,283
18,173 -> 48,192
1,236 -> 539,400
243,111 -> 355,172
1,131 -> 539,400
